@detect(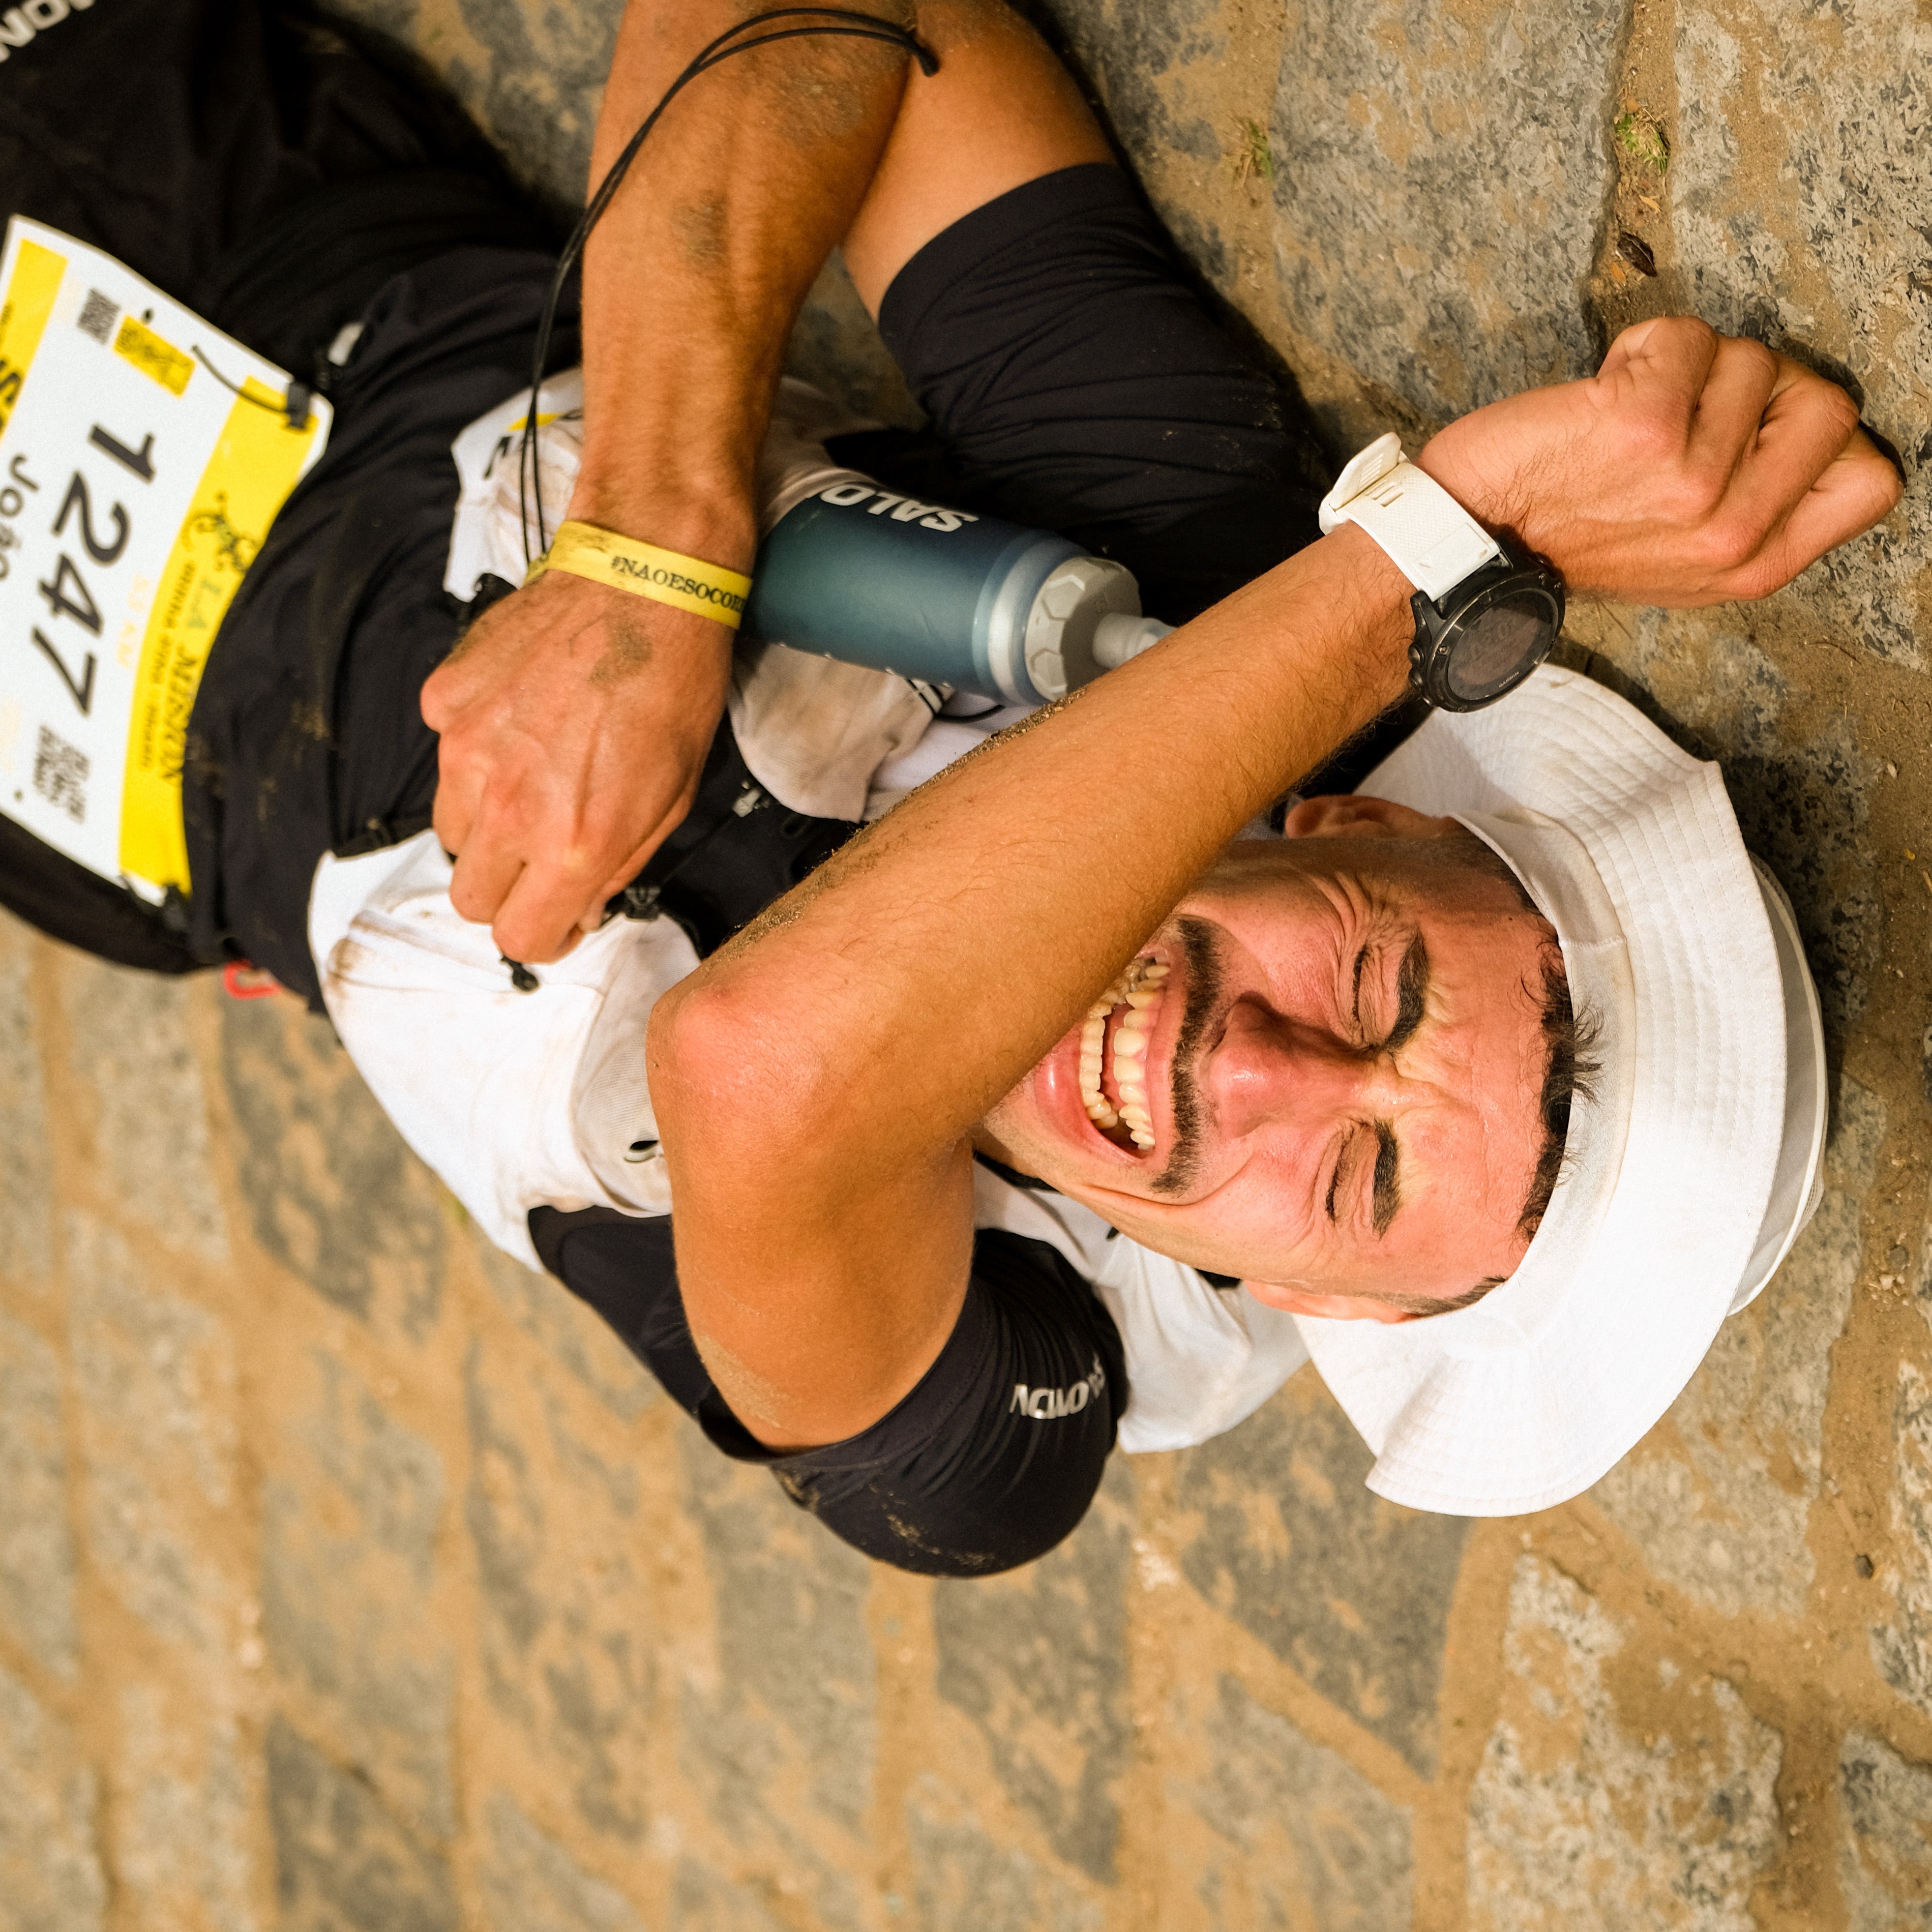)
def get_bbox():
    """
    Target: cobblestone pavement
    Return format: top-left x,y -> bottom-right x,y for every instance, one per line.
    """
2,0 -> 1928,1925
